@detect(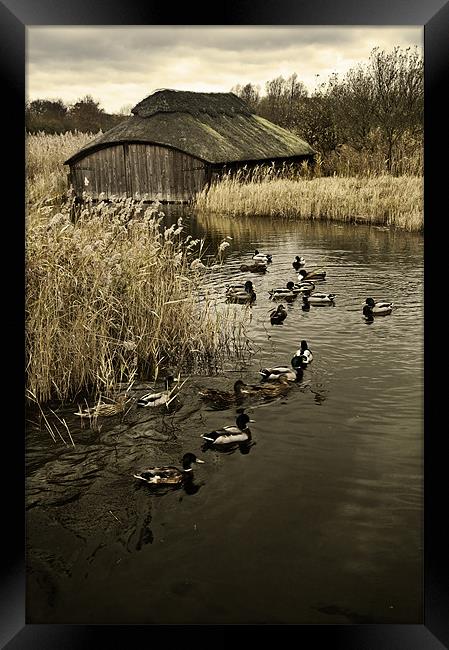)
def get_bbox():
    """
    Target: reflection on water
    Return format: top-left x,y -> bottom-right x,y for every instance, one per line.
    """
26,209 -> 423,625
